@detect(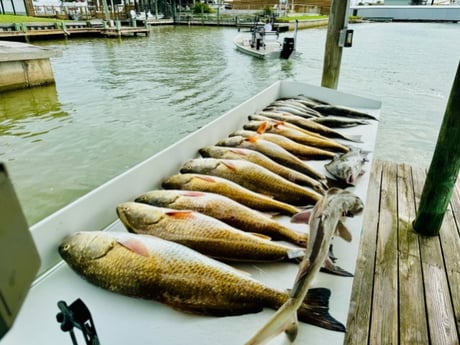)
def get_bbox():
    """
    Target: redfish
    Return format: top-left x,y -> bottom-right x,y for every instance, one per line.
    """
161,173 -> 301,216
216,135 -> 325,181
199,145 -> 326,194
59,231 -> 344,331
134,189 -> 308,246
231,129 -> 336,160
179,158 -> 322,206
243,120 -> 350,153
116,202 -> 305,262
258,111 -> 362,142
